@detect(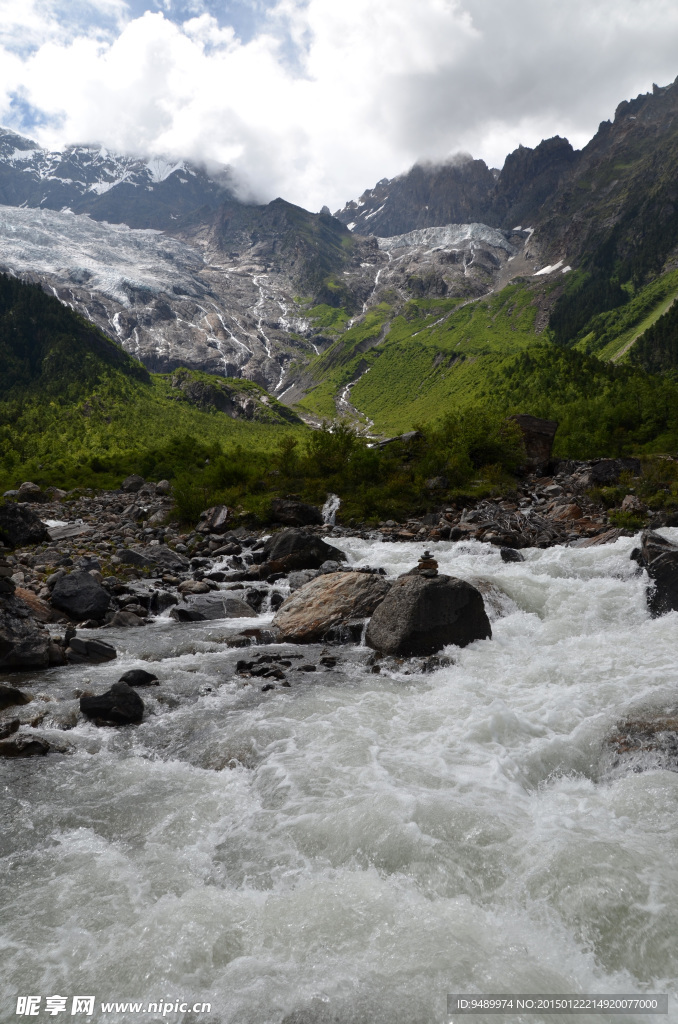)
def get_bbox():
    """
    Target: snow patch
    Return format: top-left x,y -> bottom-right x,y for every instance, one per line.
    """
533,259 -> 565,276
